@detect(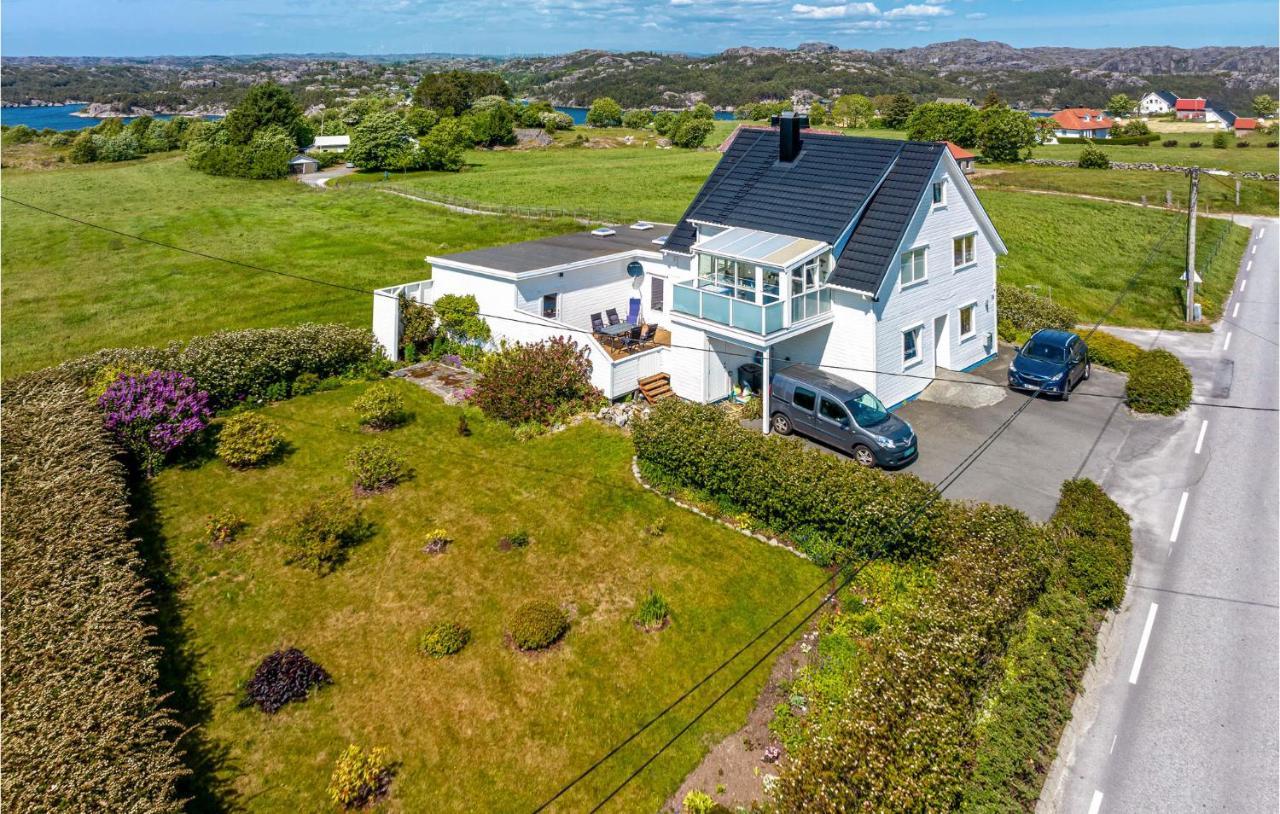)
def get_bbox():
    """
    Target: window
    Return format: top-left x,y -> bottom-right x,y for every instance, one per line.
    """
542,293 -> 558,319
903,325 -> 923,366
900,247 -> 927,287
651,276 -> 664,311
789,252 -> 833,322
793,387 -> 816,412
959,303 -> 975,338
953,234 -> 976,268
932,180 -> 946,206
818,396 -> 848,425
